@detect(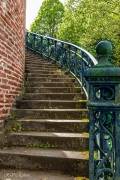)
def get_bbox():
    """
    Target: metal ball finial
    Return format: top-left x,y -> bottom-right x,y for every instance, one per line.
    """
96,41 -> 113,56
